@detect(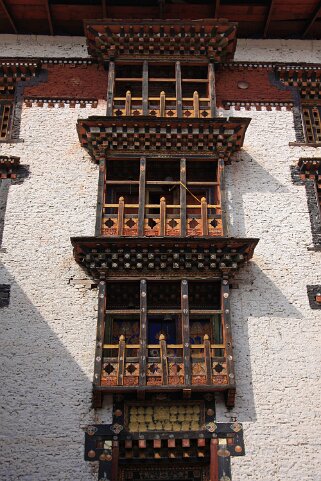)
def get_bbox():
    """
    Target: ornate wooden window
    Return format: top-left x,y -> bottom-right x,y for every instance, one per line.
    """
110,62 -> 215,118
94,278 -> 235,405
101,157 -> 223,237
302,104 -> 321,143
0,100 -> 13,141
